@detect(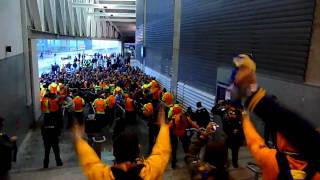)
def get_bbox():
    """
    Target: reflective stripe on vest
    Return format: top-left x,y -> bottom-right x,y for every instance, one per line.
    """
41,98 -> 50,113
